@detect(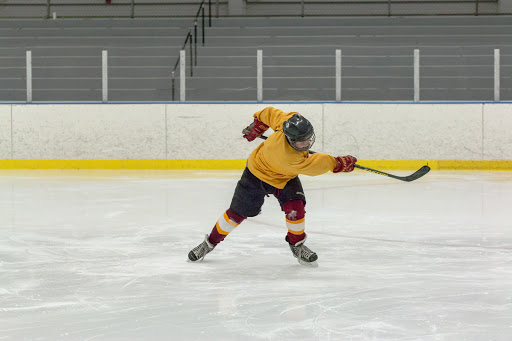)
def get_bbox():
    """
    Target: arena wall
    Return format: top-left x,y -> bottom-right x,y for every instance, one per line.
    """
0,103 -> 510,170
